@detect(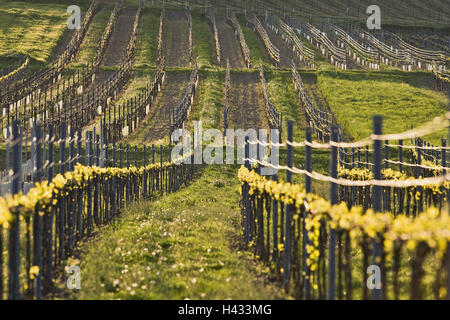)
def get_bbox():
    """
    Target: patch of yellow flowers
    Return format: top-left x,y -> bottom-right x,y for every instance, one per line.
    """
0,162 -> 176,229
338,166 -> 409,181
338,165 -> 450,194
239,166 -> 450,289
